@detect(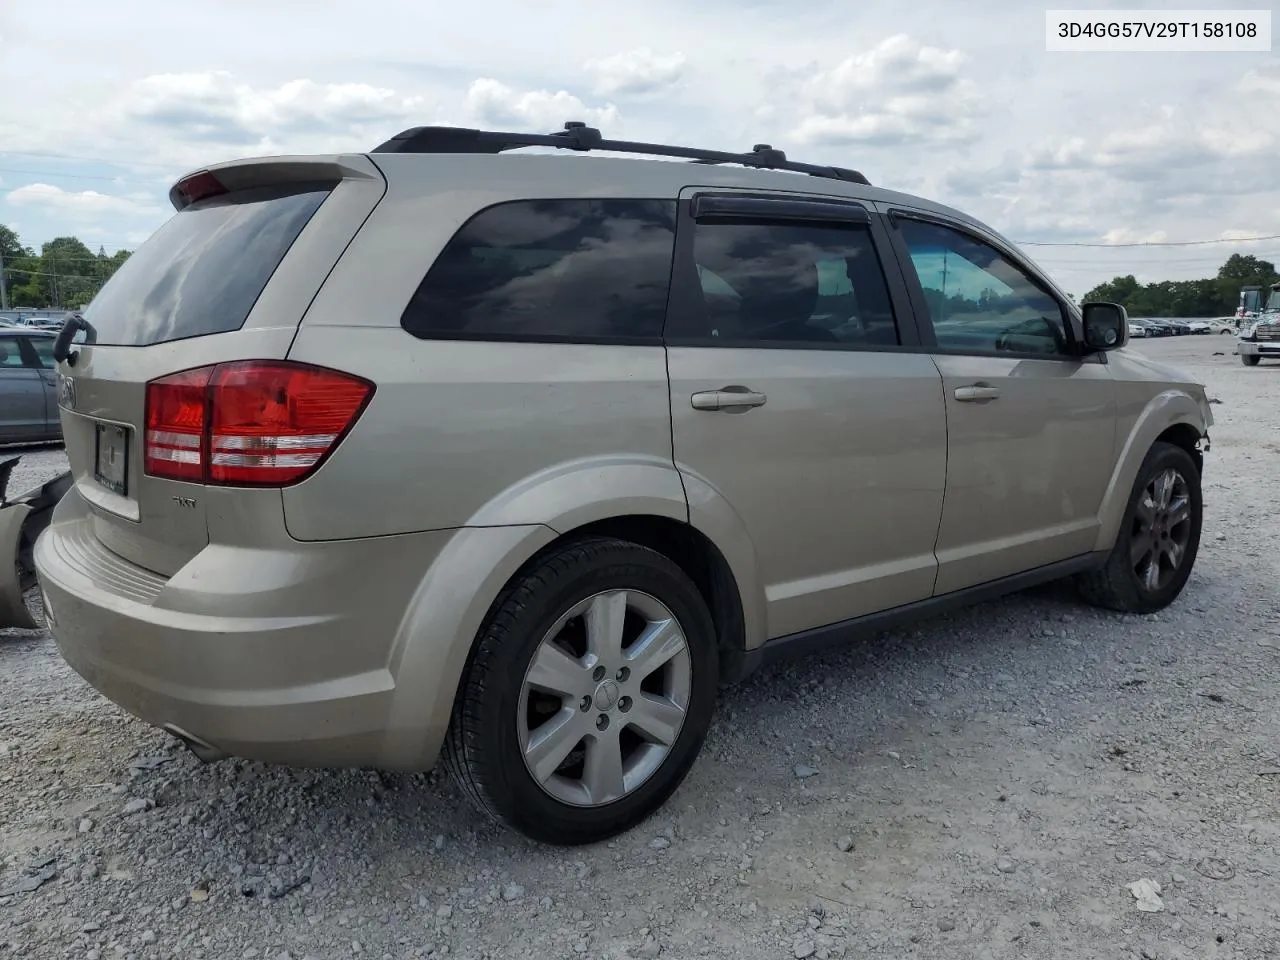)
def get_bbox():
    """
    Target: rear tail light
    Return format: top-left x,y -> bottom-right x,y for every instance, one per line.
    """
144,361 -> 373,487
